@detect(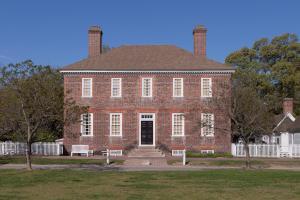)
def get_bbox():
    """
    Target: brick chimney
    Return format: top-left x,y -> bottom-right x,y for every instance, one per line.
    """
283,98 -> 293,114
193,25 -> 207,57
88,26 -> 102,57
